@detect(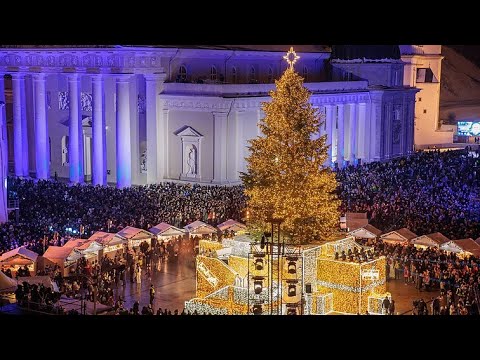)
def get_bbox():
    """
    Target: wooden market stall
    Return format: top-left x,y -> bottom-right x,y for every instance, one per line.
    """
0,246 -> 39,276
410,232 -> 449,249
217,219 -> 247,237
115,226 -> 154,249
43,246 -> 83,277
380,228 -> 417,245
440,238 -> 480,258
149,222 -> 186,243
88,231 -> 123,259
348,224 -> 382,242
184,221 -> 217,239
76,239 -> 104,264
